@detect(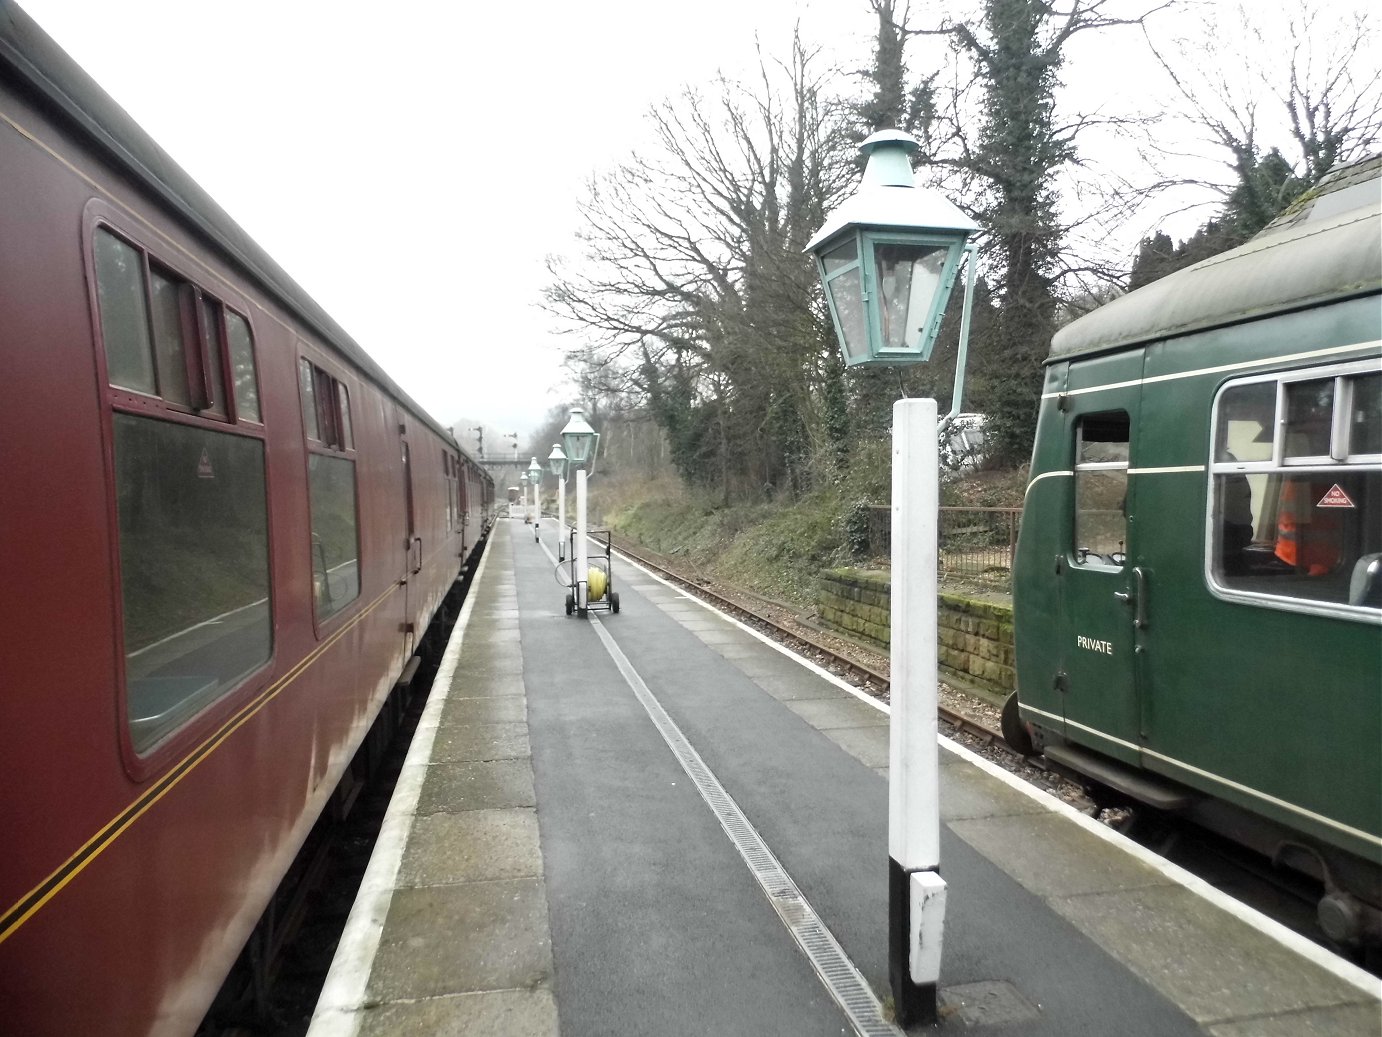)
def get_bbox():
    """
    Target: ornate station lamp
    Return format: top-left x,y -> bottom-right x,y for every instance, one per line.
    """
807,129 -> 978,1028
806,129 -> 978,382
560,409 -> 600,613
560,407 -> 599,471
